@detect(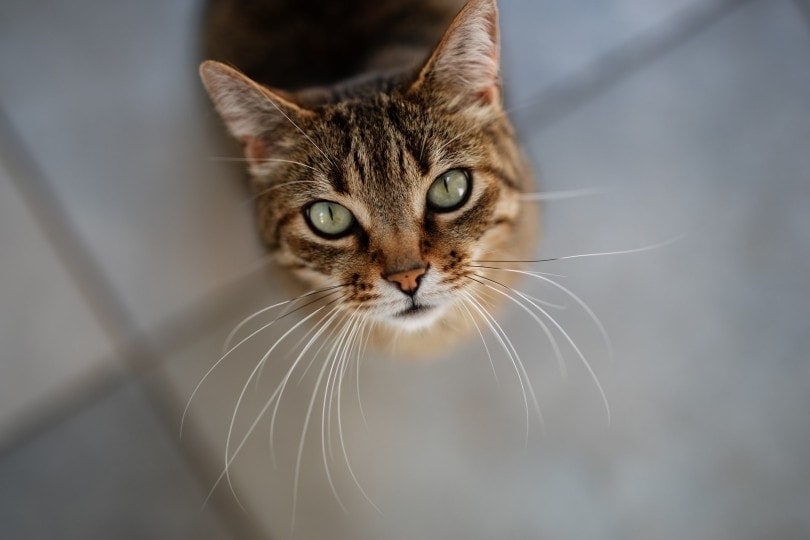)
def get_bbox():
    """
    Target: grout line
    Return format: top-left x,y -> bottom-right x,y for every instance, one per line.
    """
0,105 -> 267,540
509,0 -> 754,134
793,0 -> 810,29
